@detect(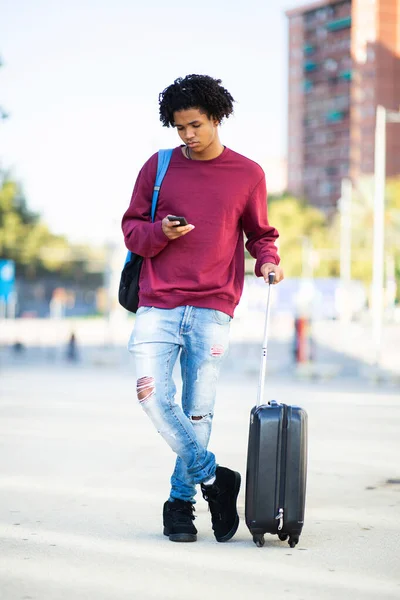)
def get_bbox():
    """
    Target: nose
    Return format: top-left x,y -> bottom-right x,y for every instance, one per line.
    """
185,127 -> 195,141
